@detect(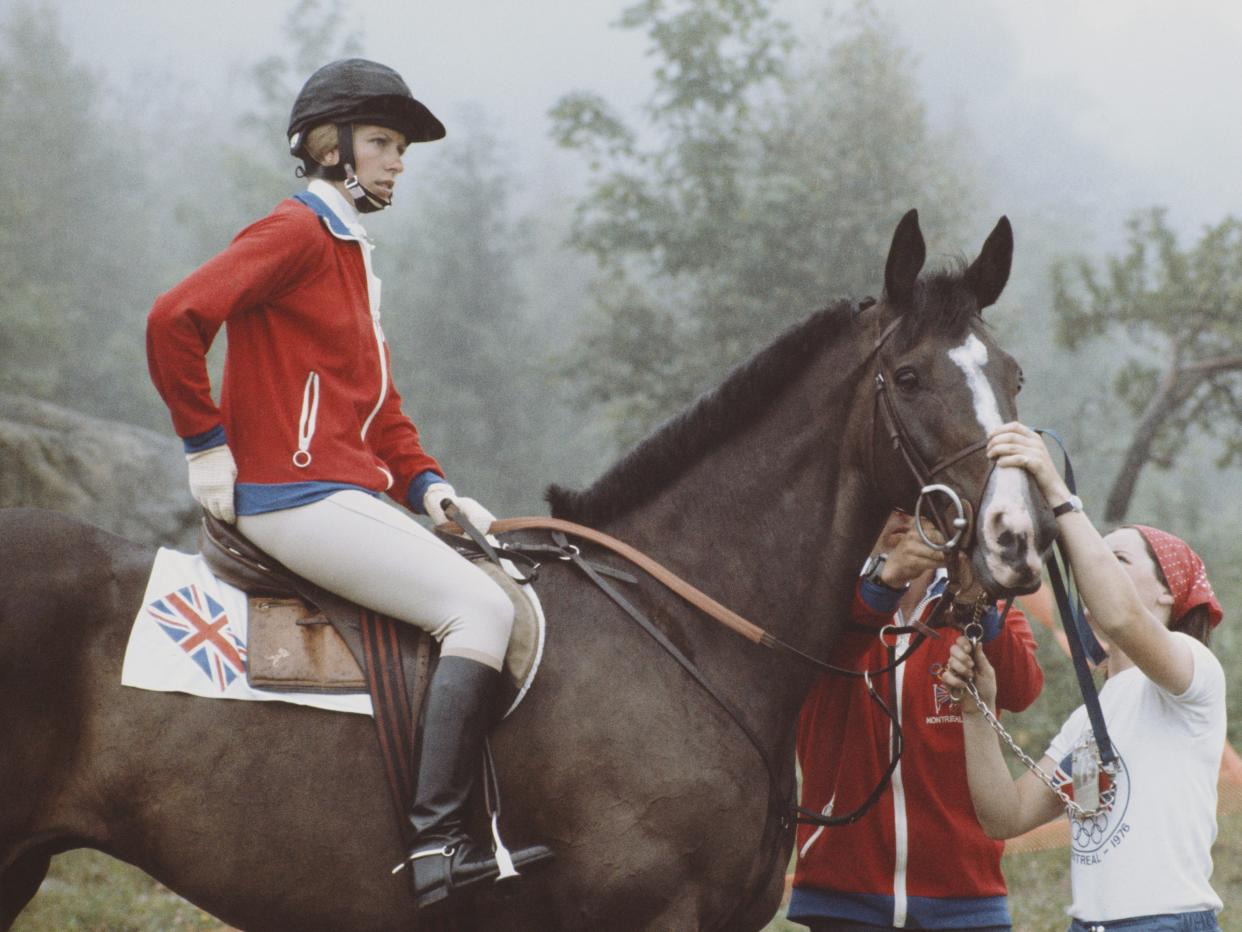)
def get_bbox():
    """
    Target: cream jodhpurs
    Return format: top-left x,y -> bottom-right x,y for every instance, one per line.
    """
237,490 -> 513,671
